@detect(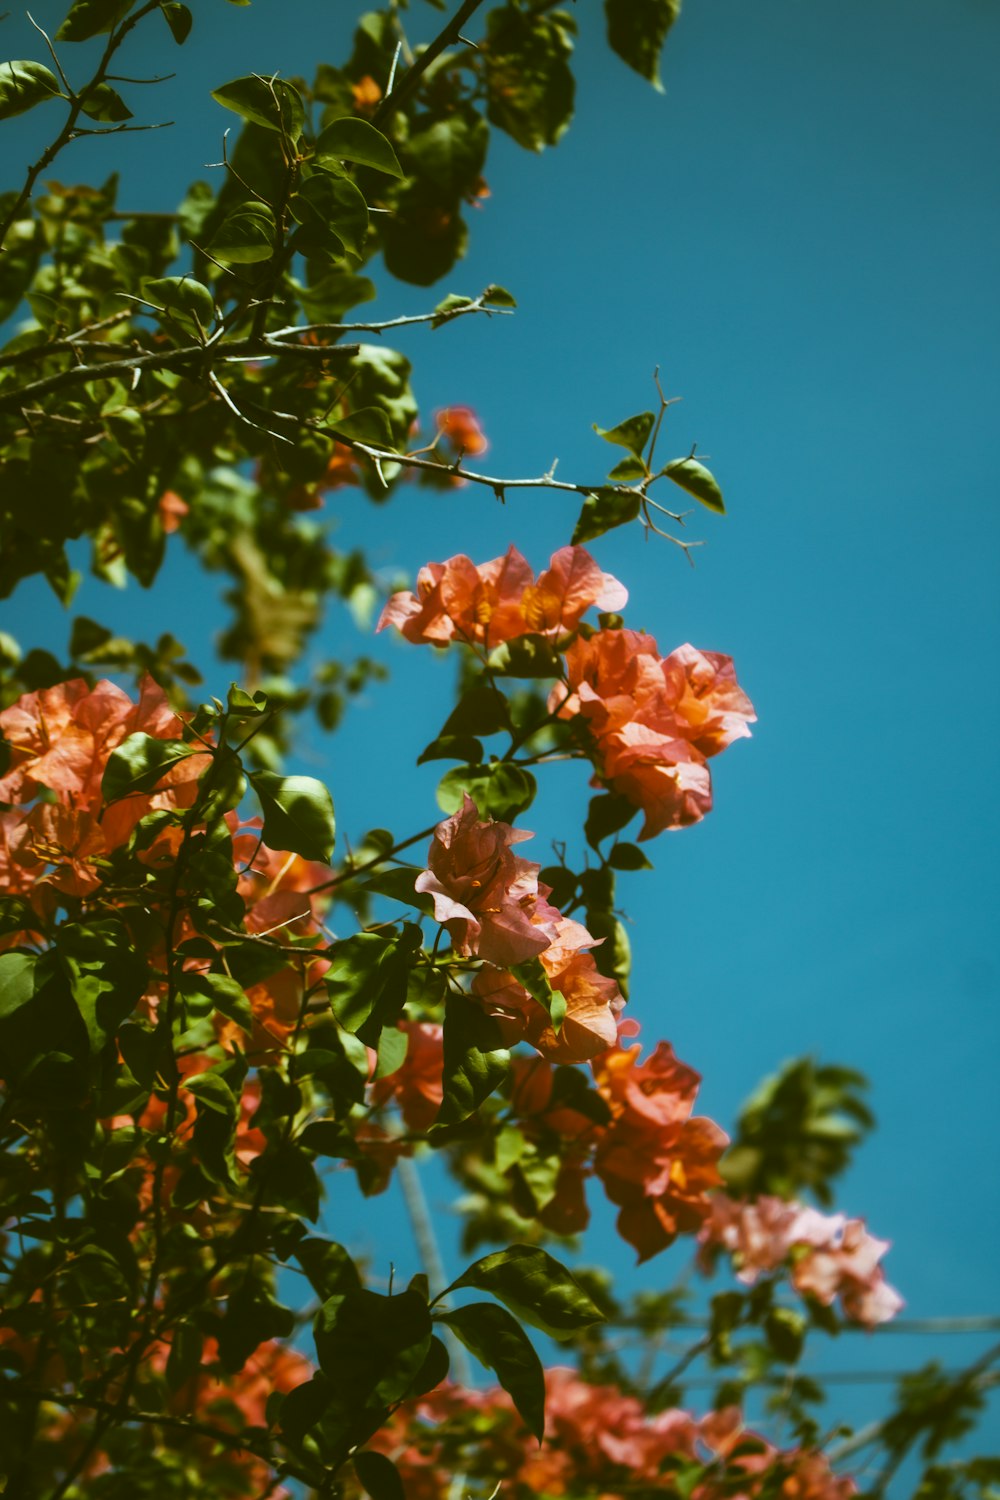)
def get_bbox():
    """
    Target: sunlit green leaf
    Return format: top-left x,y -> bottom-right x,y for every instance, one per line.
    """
662,456 -> 725,513
102,734 -> 200,801
445,1245 -> 605,1342
211,74 -> 305,140
572,488 -> 641,545
315,117 -> 403,177
56,0 -> 136,42
593,410 -> 655,457
251,770 -> 336,861
0,62 -> 62,120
